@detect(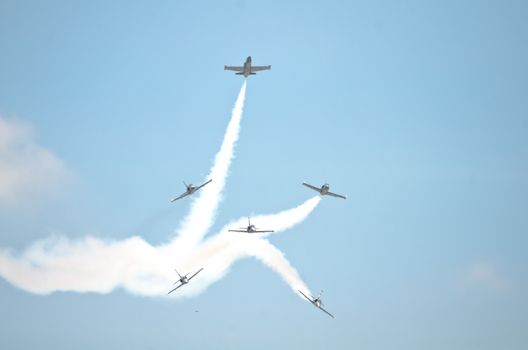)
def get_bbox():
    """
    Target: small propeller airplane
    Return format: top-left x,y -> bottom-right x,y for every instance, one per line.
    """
224,56 -> 271,78
298,290 -> 335,318
302,182 -> 347,199
168,267 -> 203,294
171,179 -> 212,202
228,217 -> 274,234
